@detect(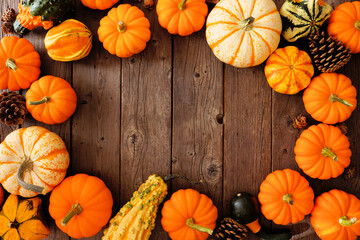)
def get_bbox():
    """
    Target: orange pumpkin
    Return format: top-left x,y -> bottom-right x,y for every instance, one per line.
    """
49,174 -> 113,239
311,189 -> 360,240
81,0 -> 119,10
328,1 -> 360,54
0,36 -> 41,91
98,4 -> 151,58
265,46 -> 314,94
26,76 -> 77,125
258,169 -> 314,225
156,0 -> 208,36
161,189 -> 218,240
294,124 -> 351,180
303,73 -> 357,124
